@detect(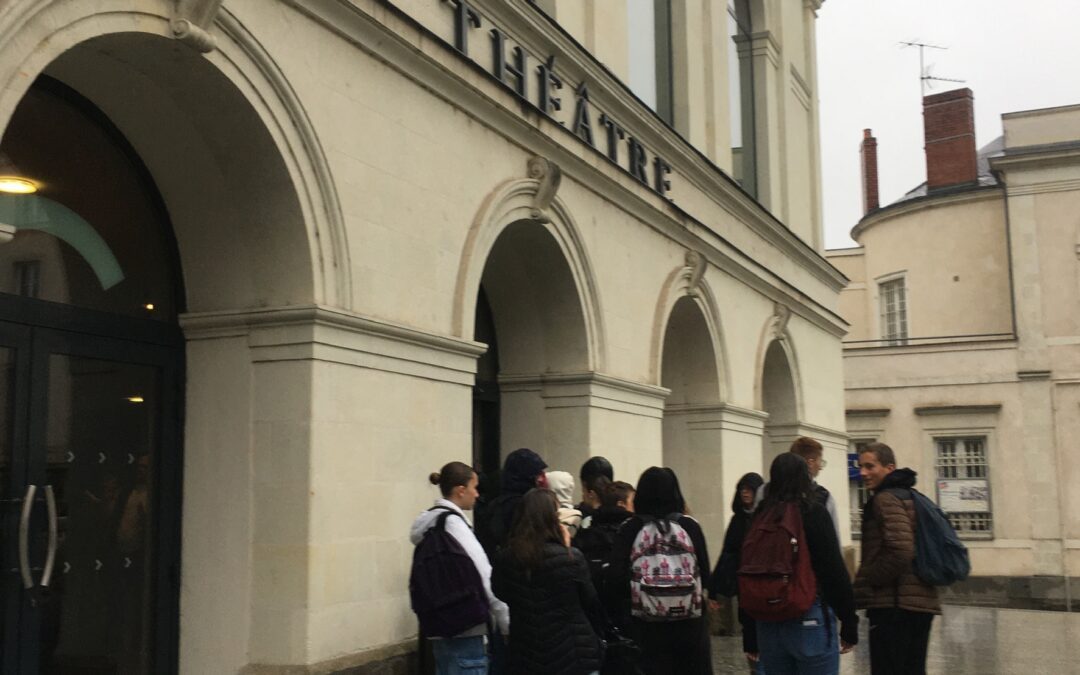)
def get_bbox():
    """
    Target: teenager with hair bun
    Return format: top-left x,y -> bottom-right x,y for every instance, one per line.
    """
410,461 -> 509,674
